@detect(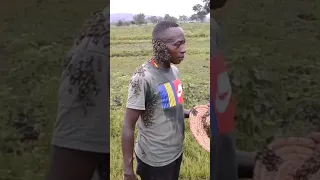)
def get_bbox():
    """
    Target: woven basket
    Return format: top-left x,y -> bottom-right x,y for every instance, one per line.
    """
253,132 -> 320,180
189,105 -> 210,152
